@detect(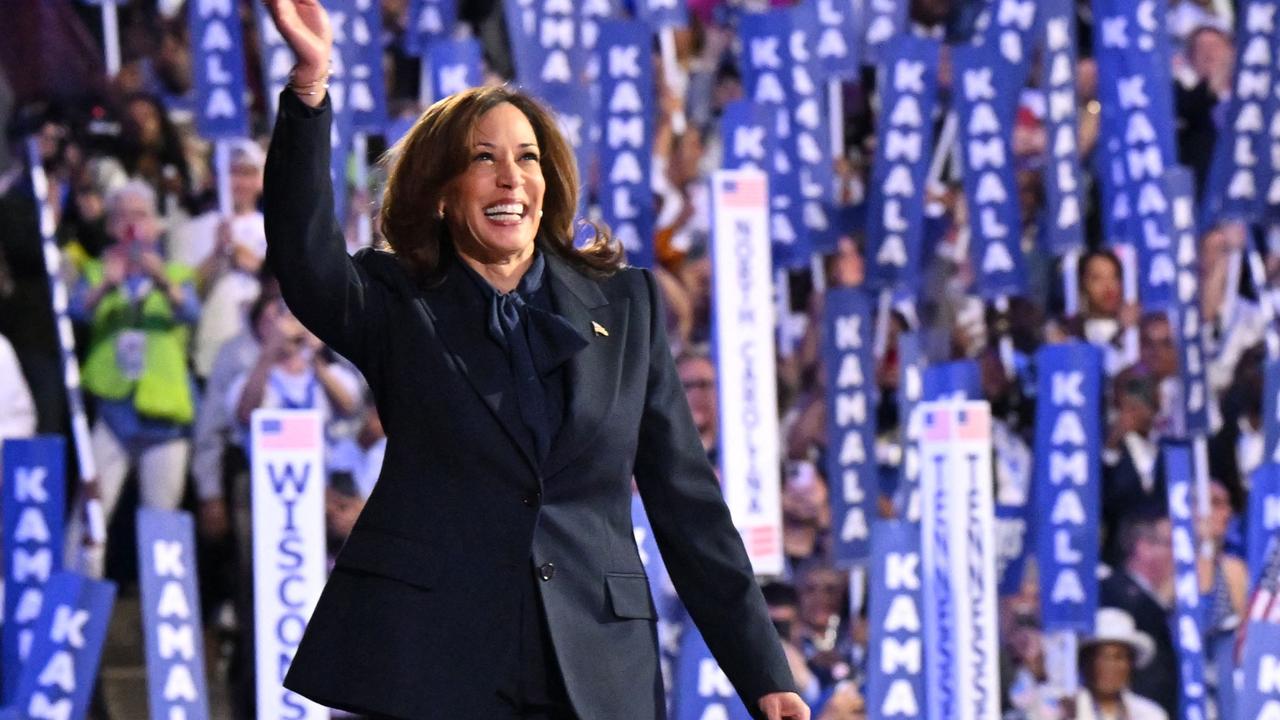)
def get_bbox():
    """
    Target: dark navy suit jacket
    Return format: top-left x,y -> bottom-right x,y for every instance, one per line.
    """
263,92 -> 794,719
